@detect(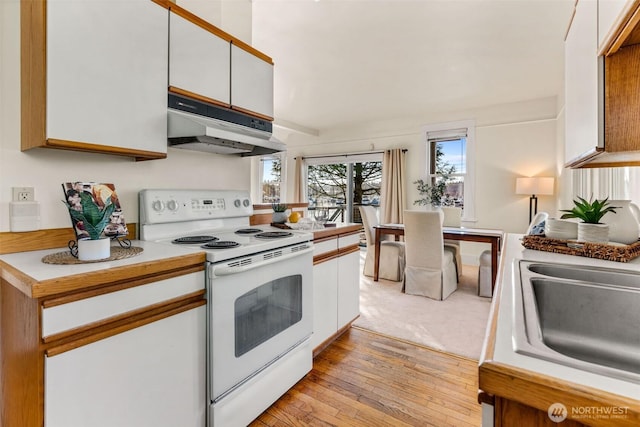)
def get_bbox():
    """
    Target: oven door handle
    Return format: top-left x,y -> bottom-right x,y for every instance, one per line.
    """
211,246 -> 314,276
